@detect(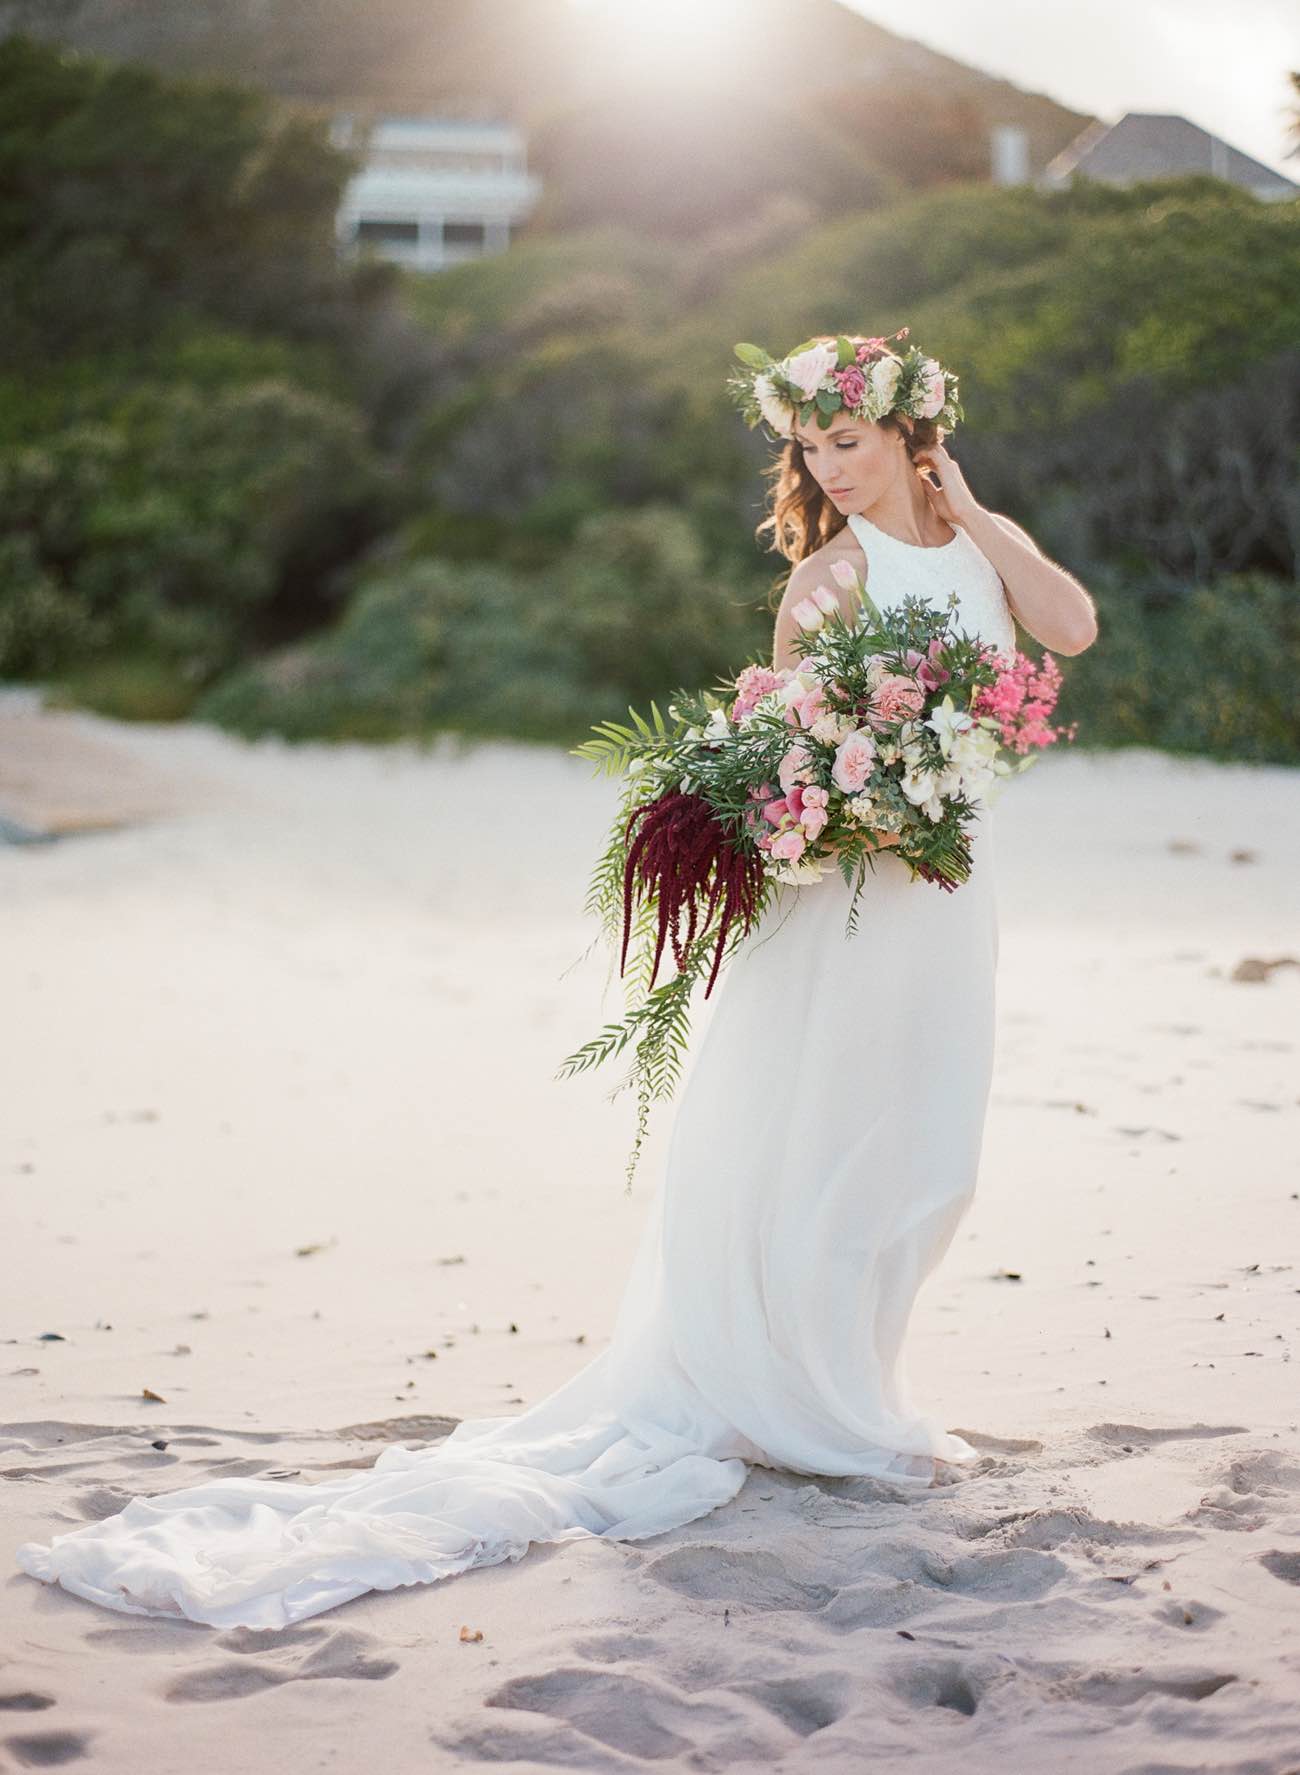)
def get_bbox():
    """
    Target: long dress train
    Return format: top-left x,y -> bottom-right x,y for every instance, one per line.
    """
14,509 -> 1017,1630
